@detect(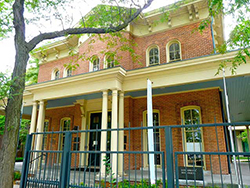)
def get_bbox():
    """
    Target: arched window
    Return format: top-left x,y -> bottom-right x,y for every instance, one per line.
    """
59,118 -> 71,149
166,40 -> 182,62
105,54 -> 115,68
181,106 -> 204,167
146,45 -> 160,66
51,68 -> 60,80
89,56 -> 100,72
63,68 -> 72,77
